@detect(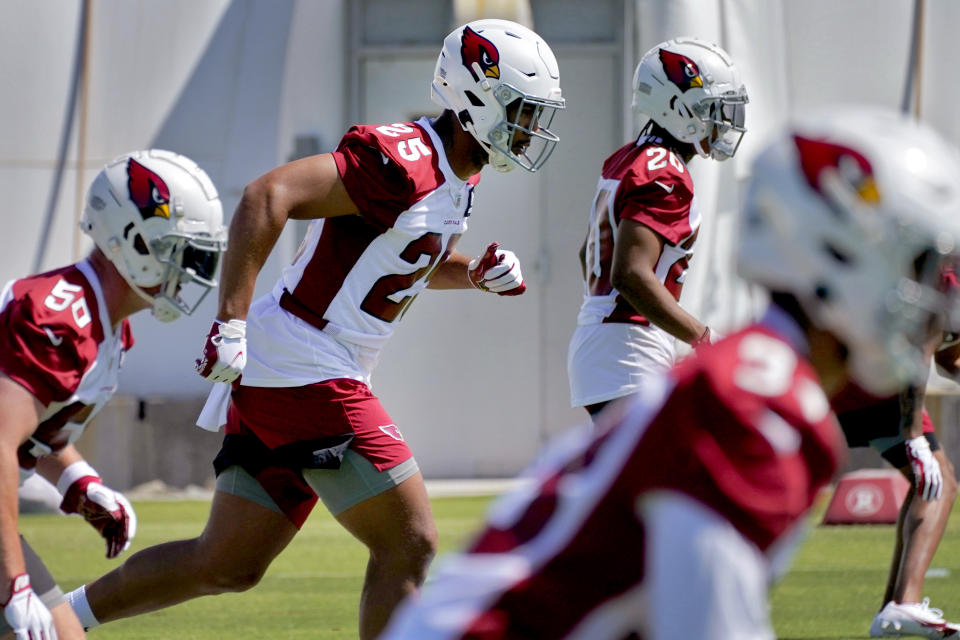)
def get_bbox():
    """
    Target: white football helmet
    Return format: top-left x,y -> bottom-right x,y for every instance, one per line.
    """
80,149 -> 226,322
738,107 -> 960,394
632,37 -> 748,160
431,19 -> 564,172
